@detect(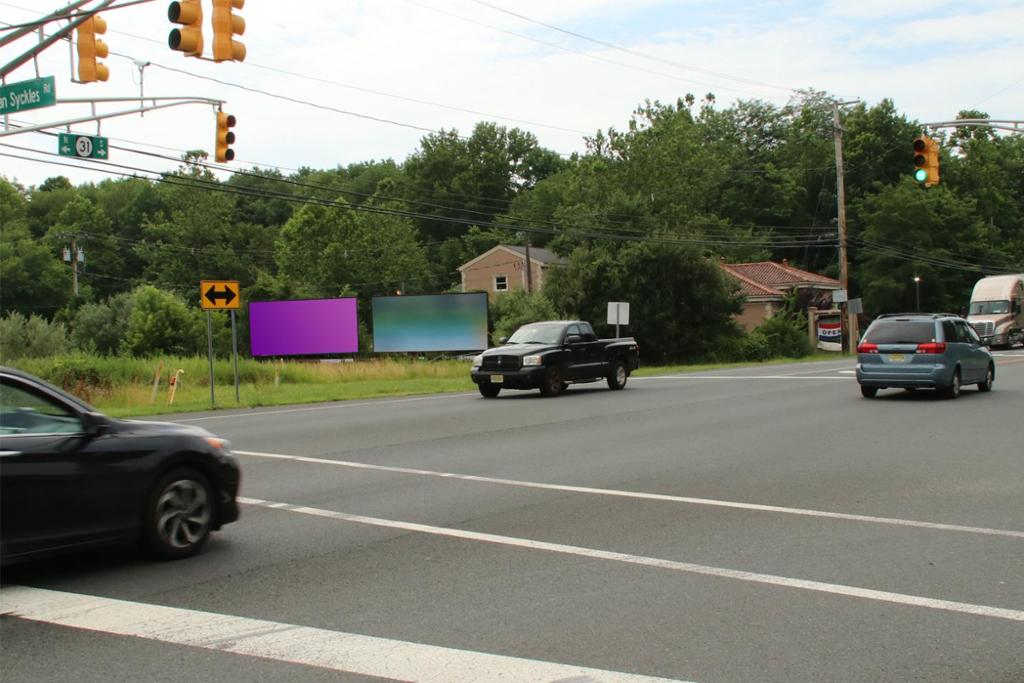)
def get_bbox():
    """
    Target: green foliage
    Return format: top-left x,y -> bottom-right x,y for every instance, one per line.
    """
0,312 -> 69,359
545,242 -> 743,363
122,286 -> 196,357
753,316 -> 812,358
489,291 -> 559,345
70,292 -> 134,354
